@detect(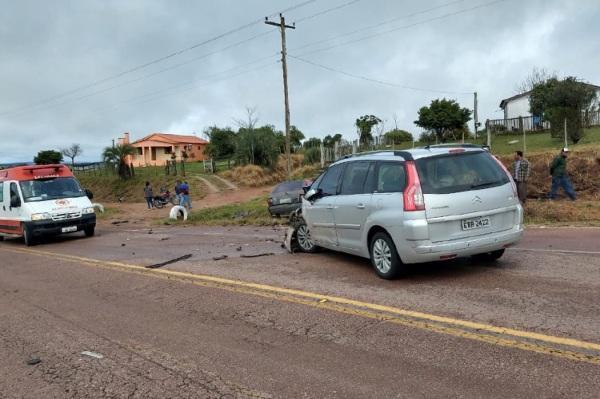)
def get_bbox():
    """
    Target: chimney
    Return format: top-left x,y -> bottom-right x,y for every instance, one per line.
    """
123,132 -> 130,144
